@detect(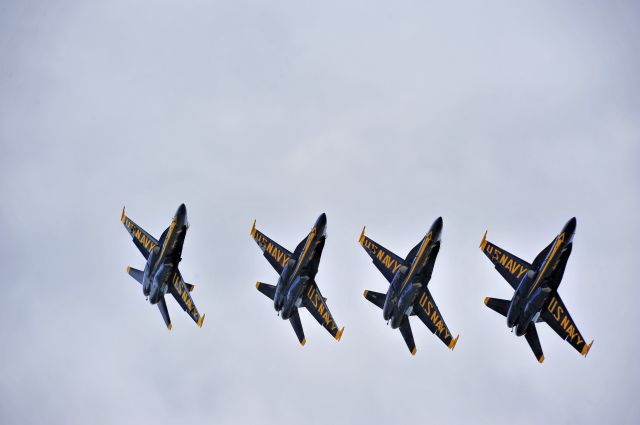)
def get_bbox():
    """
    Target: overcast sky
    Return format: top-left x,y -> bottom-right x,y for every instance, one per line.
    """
1,1 -> 639,424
